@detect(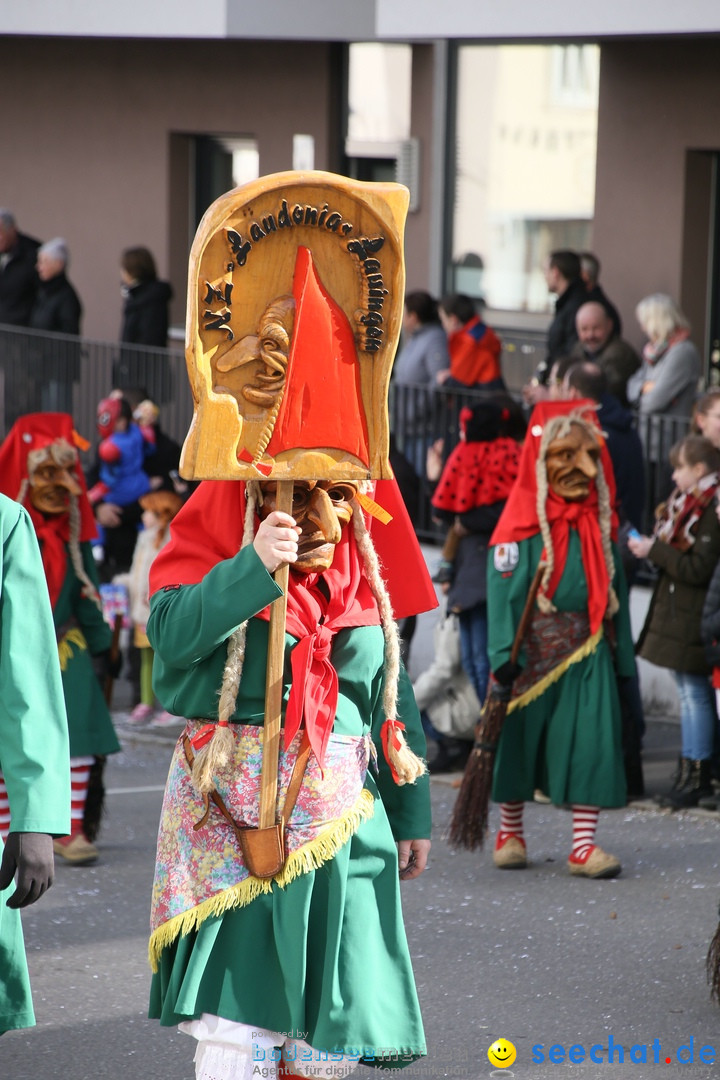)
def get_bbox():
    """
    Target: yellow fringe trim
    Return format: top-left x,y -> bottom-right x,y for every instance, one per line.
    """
57,627 -> 87,671
148,787 -> 375,972
507,626 -> 603,715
